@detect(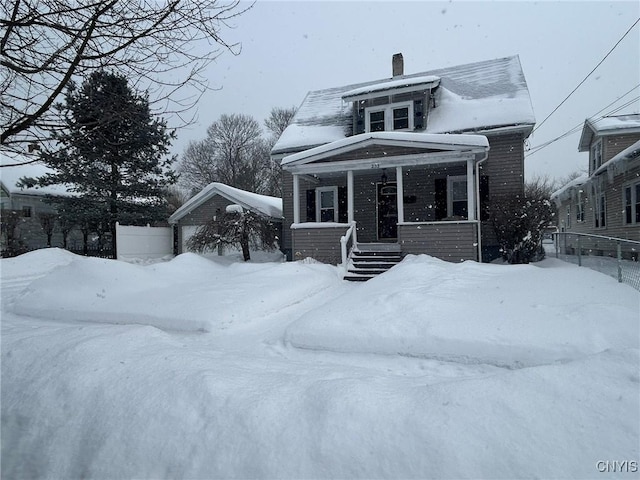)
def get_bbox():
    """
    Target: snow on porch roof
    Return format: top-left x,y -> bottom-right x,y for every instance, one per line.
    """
341,75 -> 441,101
272,55 -> 535,156
169,183 -> 282,224
281,131 -> 489,166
